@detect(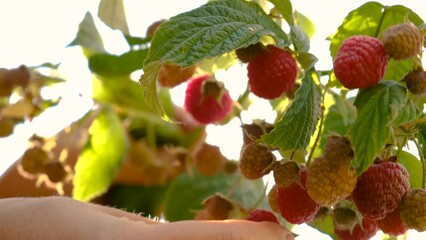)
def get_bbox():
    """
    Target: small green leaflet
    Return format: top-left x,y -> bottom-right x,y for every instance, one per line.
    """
140,0 -> 289,117
73,107 -> 129,202
262,72 -> 321,151
68,12 -> 105,54
398,151 -> 423,189
98,0 -> 129,35
88,49 -> 148,76
268,0 -> 293,25
351,81 -> 407,174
